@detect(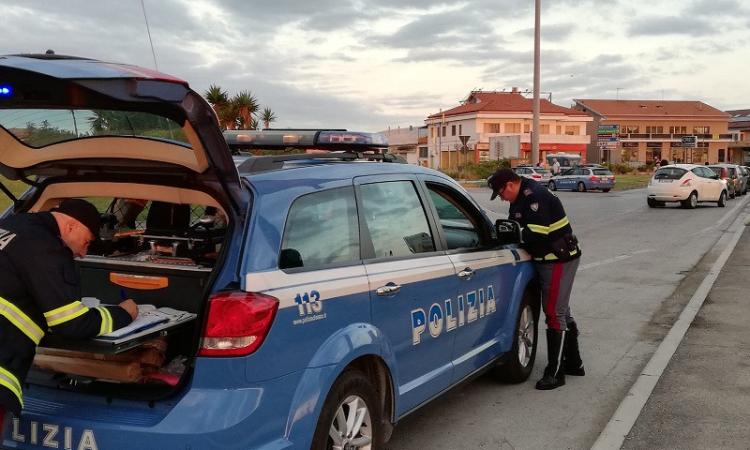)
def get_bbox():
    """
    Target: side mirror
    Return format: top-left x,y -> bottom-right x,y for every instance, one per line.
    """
495,219 -> 522,245
712,174 -> 719,180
